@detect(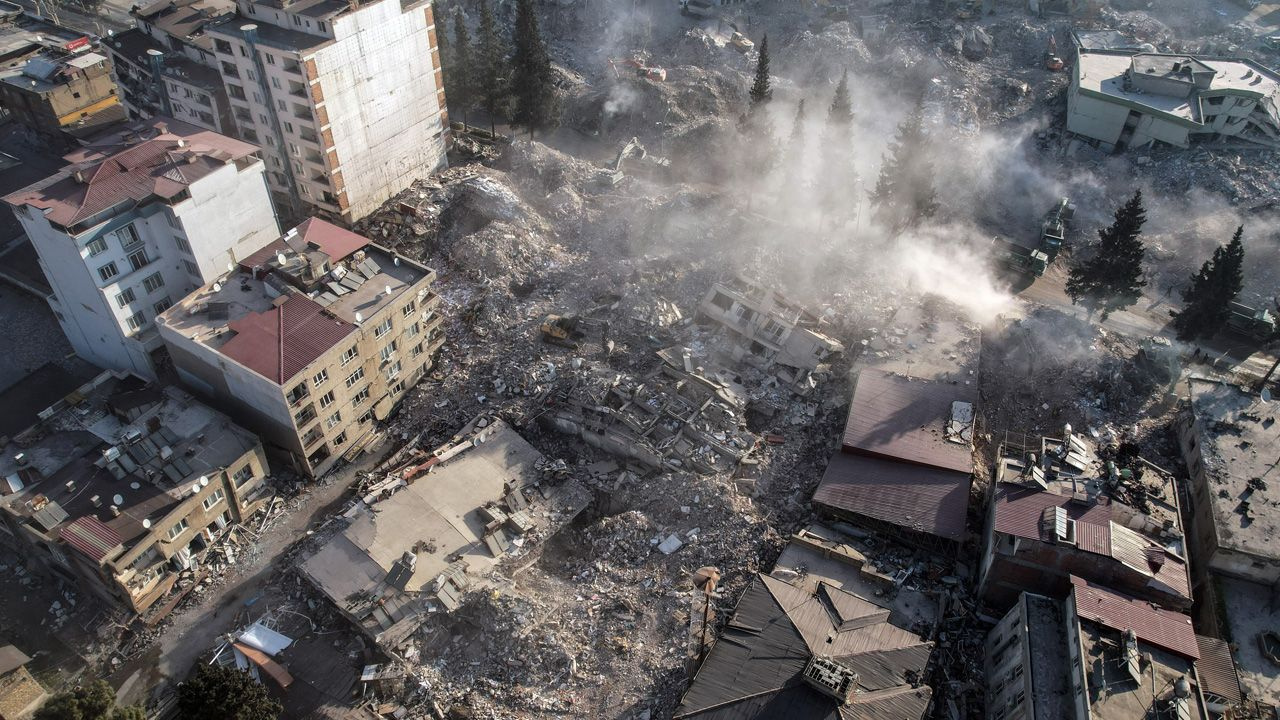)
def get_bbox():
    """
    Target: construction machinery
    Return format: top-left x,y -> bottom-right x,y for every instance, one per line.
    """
1044,34 -> 1064,71
993,196 -> 1075,278
608,56 -> 666,82
592,137 -> 670,189
1226,300 -> 1278,341
729,31 -> 754,53
540,314 -> 609,349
